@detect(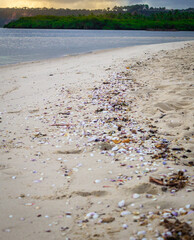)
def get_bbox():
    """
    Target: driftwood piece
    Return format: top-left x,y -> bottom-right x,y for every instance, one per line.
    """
149,176 -> 164,186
